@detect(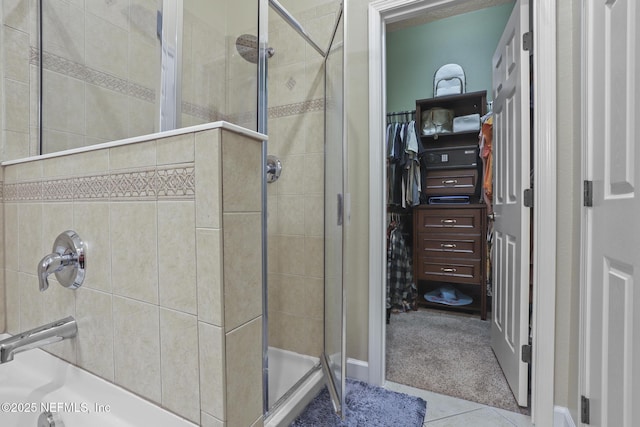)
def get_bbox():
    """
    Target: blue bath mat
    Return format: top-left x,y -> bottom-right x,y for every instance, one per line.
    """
290,379 -> 426,426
